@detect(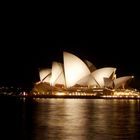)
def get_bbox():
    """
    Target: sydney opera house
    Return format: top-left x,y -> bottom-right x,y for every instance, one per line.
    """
32,52 -> 139,98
